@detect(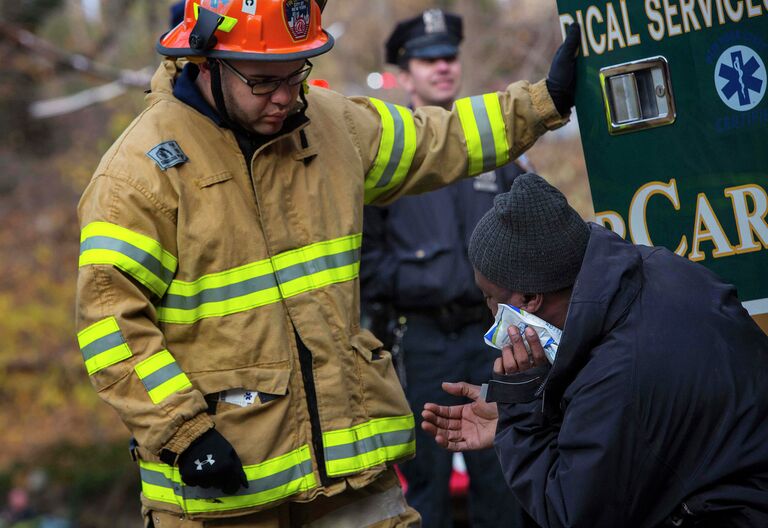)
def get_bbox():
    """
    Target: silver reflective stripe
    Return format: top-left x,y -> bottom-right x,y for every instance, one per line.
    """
161,273 -> 278,310
305,484 -> 407,528
140,459 -> 314,500
140,467 -> 180,490
140,363 -> 185,393
80,330 -> 124,362
375,102 -> 406,189
184,459 -> 313,500
80,236 -> 175,285
275,248 -> 361,284
469,96 -> 498,173
324,429 -> 415,462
